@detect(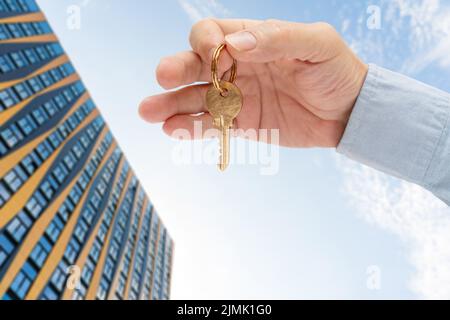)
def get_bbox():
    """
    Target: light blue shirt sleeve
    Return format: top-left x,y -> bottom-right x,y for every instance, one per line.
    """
337,64 -> 450,205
